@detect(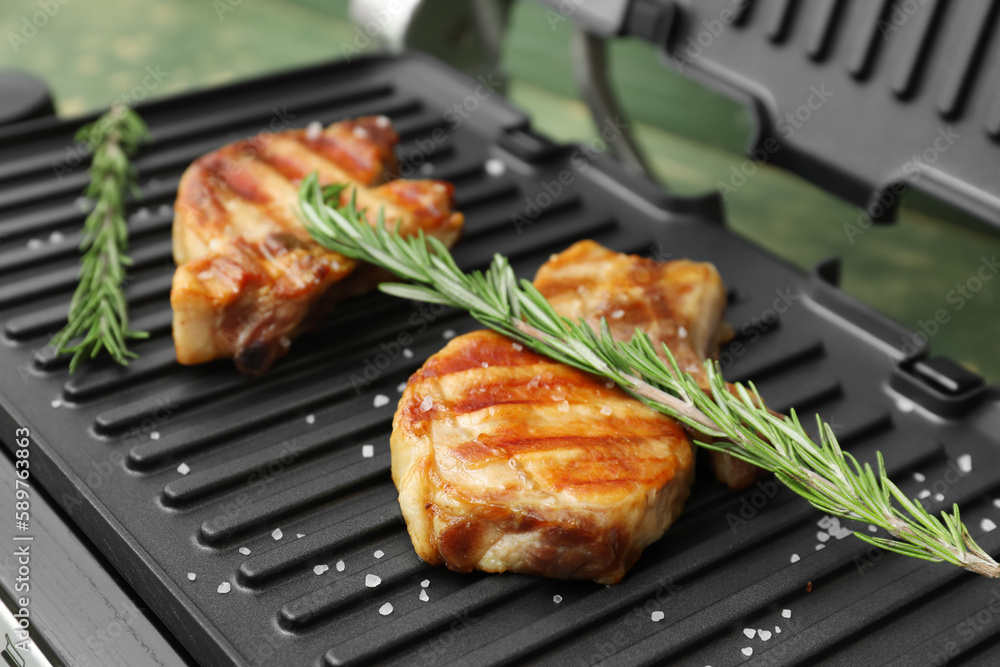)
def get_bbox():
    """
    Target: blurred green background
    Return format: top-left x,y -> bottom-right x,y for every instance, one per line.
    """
1,0 -> 997,380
